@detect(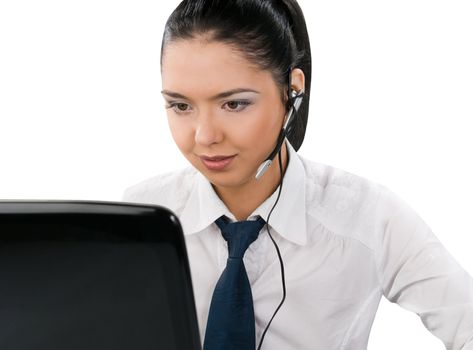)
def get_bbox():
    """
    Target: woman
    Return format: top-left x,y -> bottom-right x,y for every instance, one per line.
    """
122,0 -> 473,349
